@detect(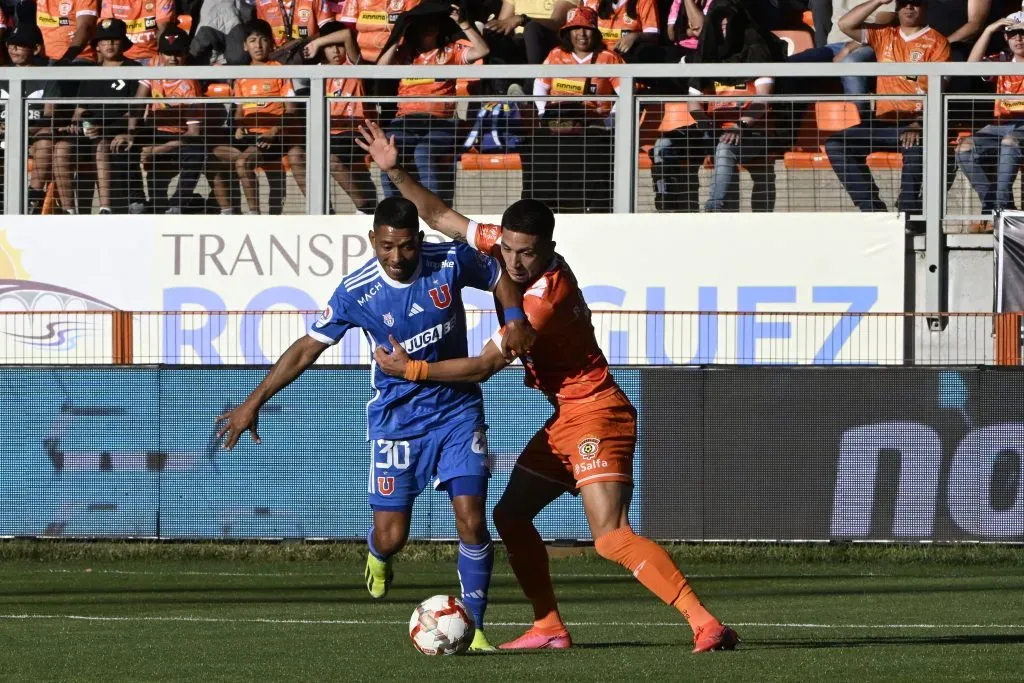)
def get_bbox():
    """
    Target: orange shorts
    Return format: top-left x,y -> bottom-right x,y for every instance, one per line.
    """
516,390 -> 637,491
